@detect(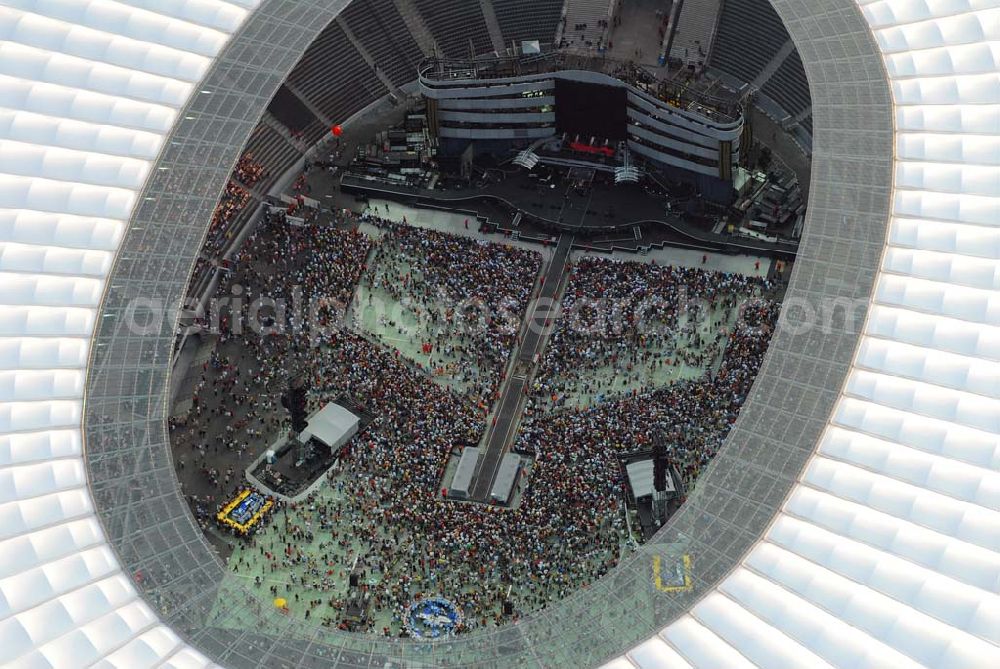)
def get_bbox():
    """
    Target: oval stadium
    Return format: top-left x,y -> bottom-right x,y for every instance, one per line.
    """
0,0 -> 998,668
